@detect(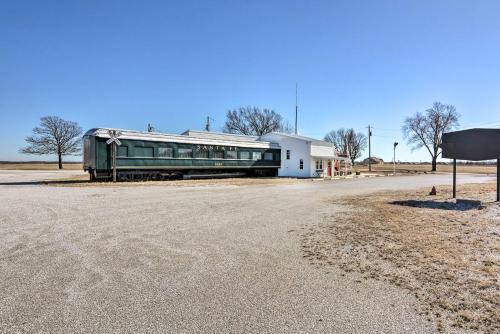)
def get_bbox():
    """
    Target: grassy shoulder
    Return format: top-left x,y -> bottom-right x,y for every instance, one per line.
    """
301,183 -> 499,333
355,163 -> 496,174
0,162 -> 82,170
